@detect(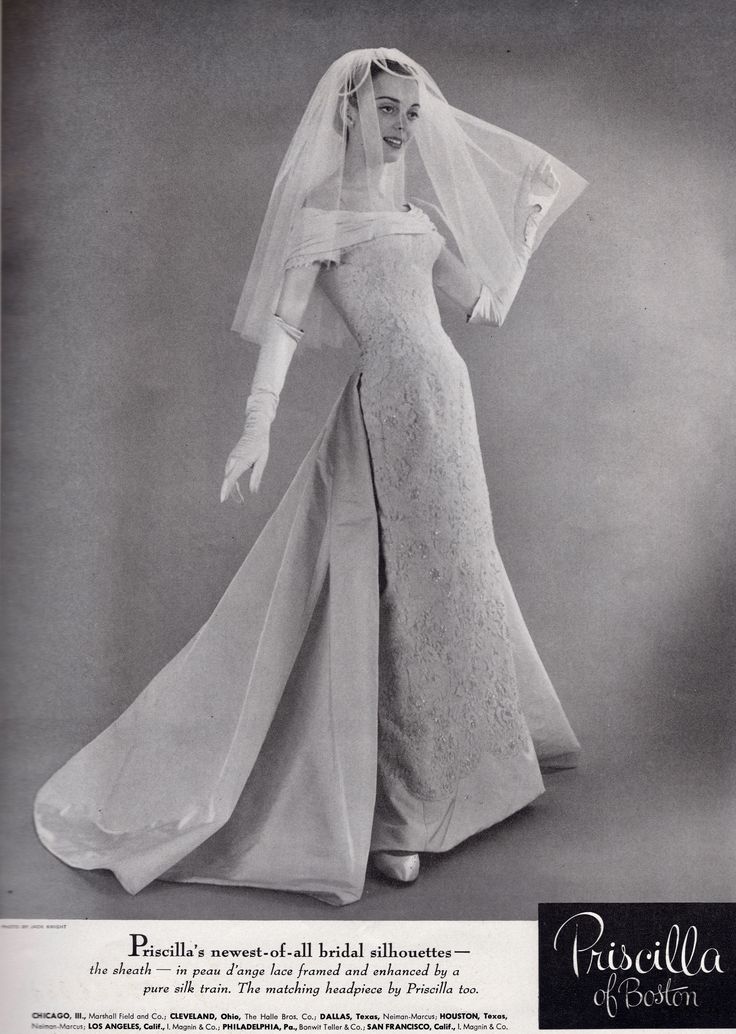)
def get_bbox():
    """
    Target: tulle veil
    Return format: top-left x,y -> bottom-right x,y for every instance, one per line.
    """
231,47 -> 588,350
